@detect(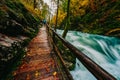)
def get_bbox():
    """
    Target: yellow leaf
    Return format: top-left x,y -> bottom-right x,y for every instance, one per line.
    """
53,71 -> 57,76
35,71 -> 39,77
